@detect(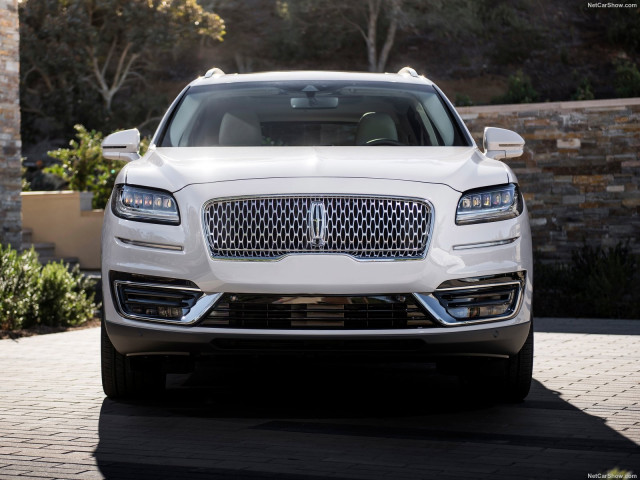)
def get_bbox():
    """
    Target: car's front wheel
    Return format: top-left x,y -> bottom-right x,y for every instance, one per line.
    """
444,319 -> 534,403
501,320 -> 534,402
101,319 -> 165,399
